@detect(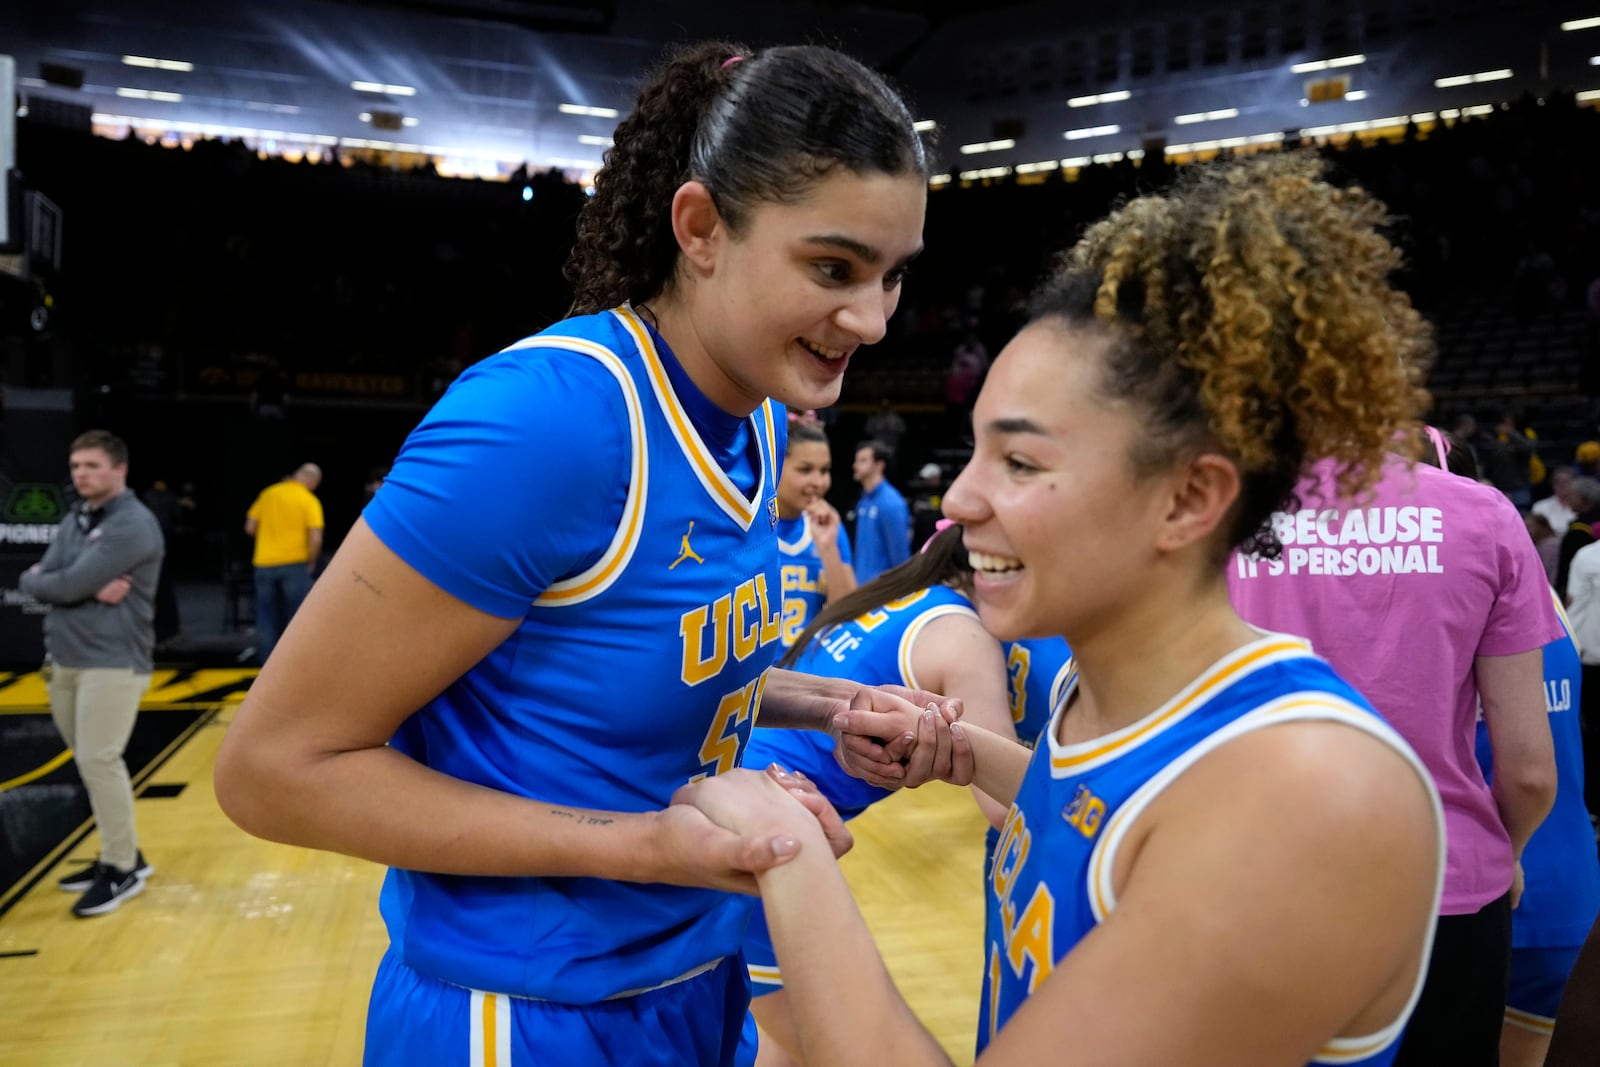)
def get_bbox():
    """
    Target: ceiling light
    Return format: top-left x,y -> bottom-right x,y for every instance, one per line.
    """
122,55 -> 193,72
913,119 -> 937,131
958,166 -> 1012,180
1173,108 -> 1239,125
402,117 -> 419,127
1064,123 -> 1119,140
1346,90 -> 1369,101
1067,90 -> 1131,107
559,103 -> 619,118
1561,16 -> 1600,30
351,81 -> 417,96
578,134 -> 614,146
1580,88 -> 1600,100
116,87 -> 182,102
1291,54 -> 1366,73
958,138 -> 1015,154
1435,69 -> 1513,87
1014,160 -> 1061,174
